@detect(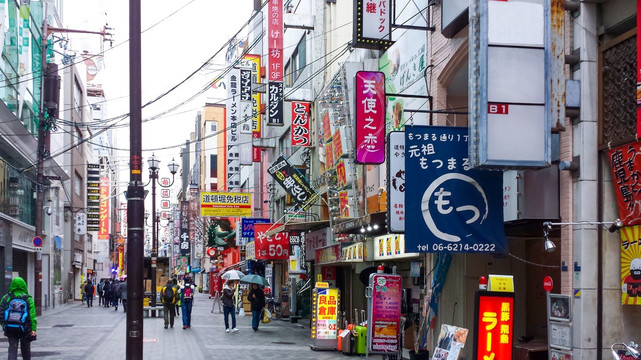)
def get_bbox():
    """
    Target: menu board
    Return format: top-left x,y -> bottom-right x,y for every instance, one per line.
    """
368,273 -> 402,353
